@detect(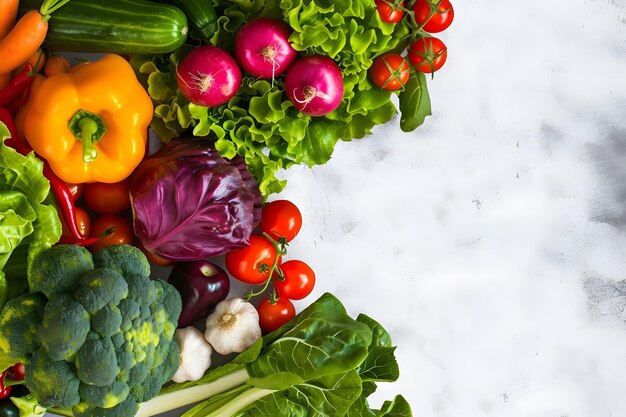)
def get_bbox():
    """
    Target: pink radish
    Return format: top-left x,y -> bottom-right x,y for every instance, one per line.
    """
234,17 -> 297,80
177,45 -> 242,107
285,56 -> 344,117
